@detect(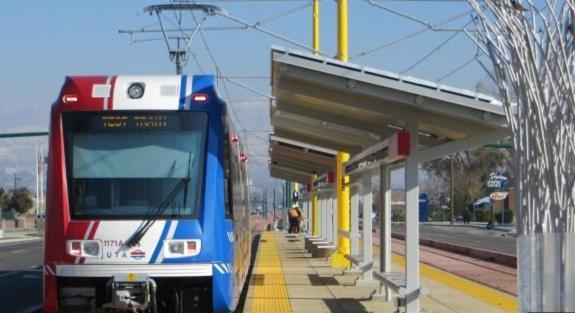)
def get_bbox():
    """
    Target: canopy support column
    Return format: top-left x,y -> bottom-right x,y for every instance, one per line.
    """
359,172 -> 374,283
330,189 -> 337,245
312,174 -> 319,236
405,122 -> 420,313
378,164 -> 392,301
350,183 -> 359,256
326,190 -> 334,243
321,191 -> 327,239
